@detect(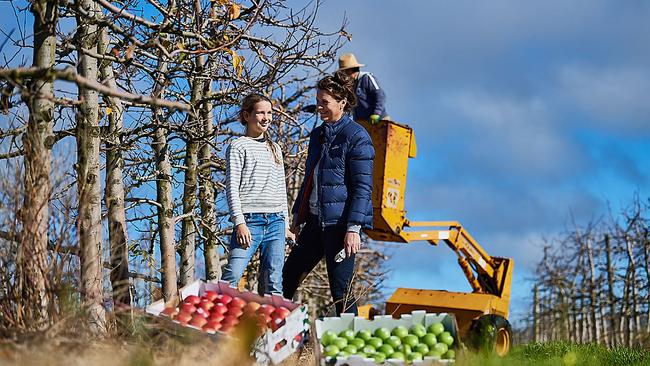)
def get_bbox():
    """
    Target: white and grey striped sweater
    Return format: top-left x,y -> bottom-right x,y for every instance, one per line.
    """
226,136 -> 289,228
